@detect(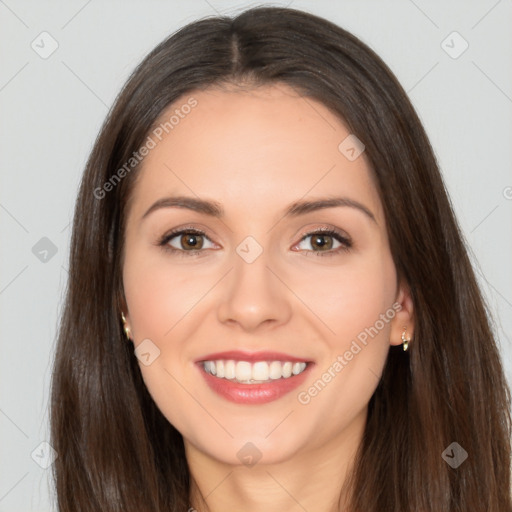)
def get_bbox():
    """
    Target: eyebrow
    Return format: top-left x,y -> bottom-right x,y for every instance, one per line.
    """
141,195 -> 377,224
